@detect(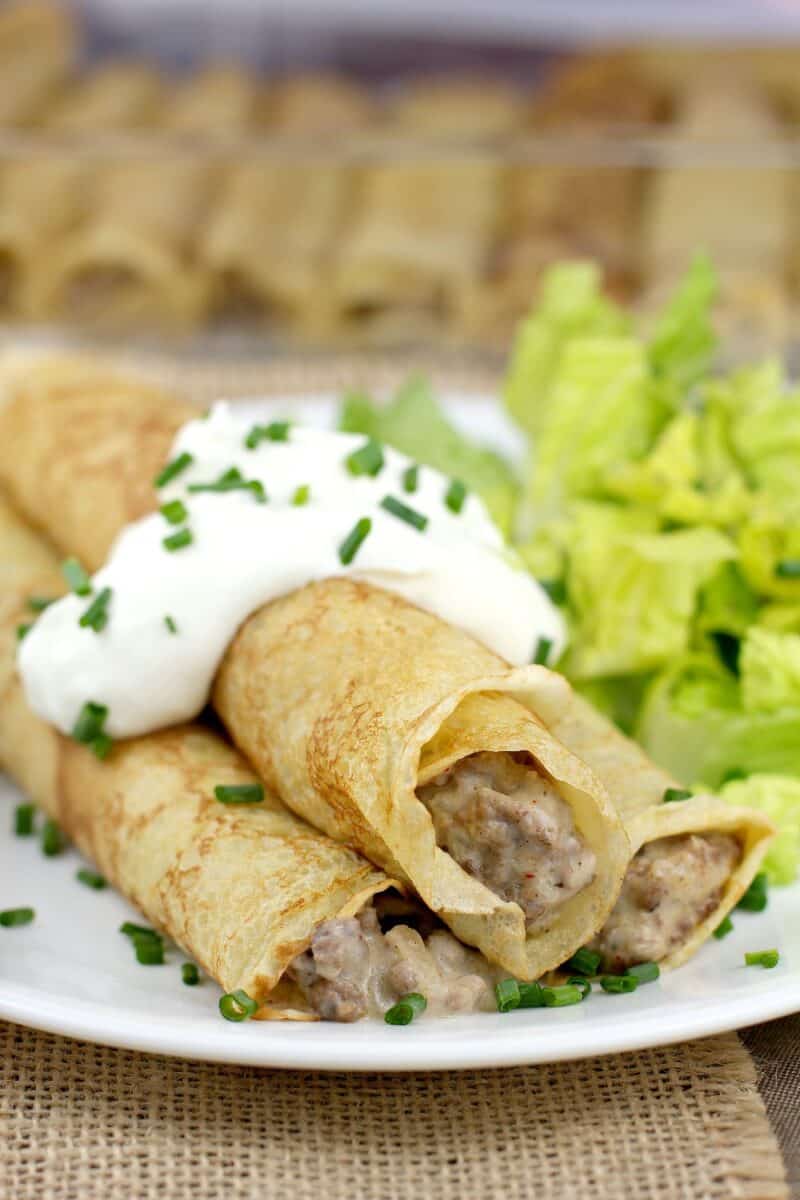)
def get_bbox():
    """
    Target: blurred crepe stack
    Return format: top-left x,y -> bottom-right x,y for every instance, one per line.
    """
24,65 -> 259,327
332,78 -> 521,343
201,75 -> 373,334
0,354 -> 774,975
0,0 -> 74,126
0,492 -> 393,1015
0,64 -> 163,315
640,73 -> 792,350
